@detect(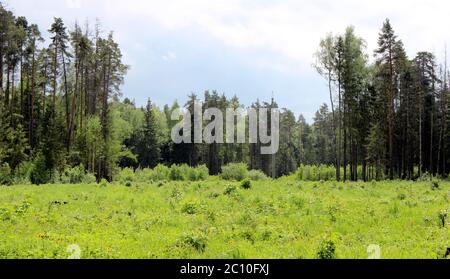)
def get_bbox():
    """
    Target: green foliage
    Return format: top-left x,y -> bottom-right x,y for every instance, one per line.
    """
181,201 -> 199,215
295,165 -> 336,181
224,185 -> 237,195
0,163 -> 12,186
220,163 -> 248,181
177,233 -> 207,253
248,169 -> 268,181
187,165 -> 209,181
170,165 -> 188,181
430,179 -> 440,190
114,165 -> 209,183
151,164 -> 170,181
29,154 -> 51,185
60,165 -> 94,184
240,179 -> 252,190
0,180 -> 449,258
99,179 -> 109,188
13,161 -> 34,185
115,168 -> 136,184
438,210 -> 448,228
317,239 -> 337,259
